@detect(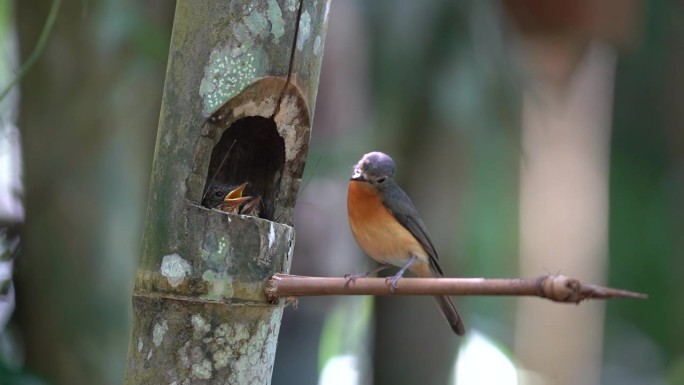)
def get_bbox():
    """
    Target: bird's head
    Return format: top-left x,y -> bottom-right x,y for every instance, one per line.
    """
351,151 -> 396,189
